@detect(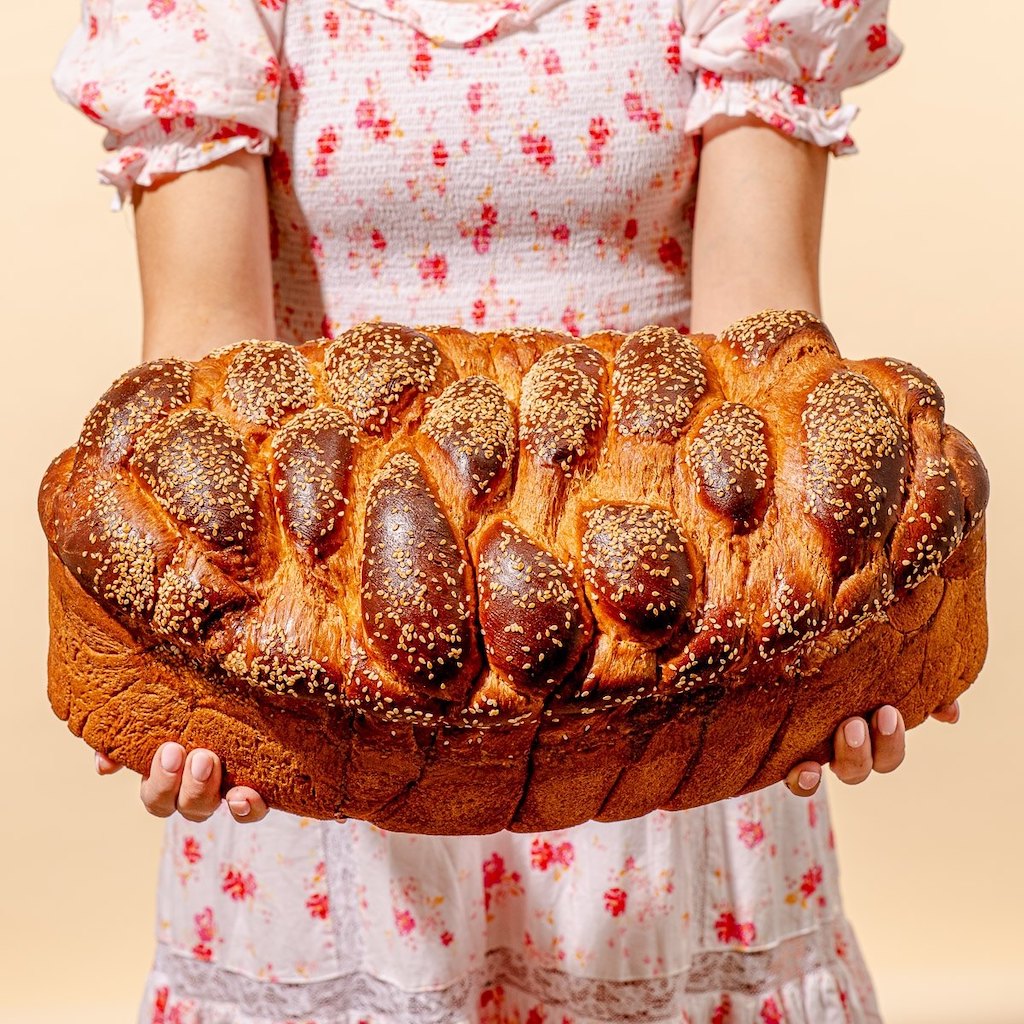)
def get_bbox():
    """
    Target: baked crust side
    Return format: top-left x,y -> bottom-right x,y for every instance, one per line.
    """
45,521 -> 986,834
